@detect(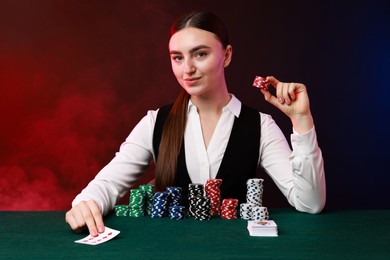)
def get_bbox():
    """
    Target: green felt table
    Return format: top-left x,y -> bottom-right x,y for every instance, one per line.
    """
0,209 -> 389,259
